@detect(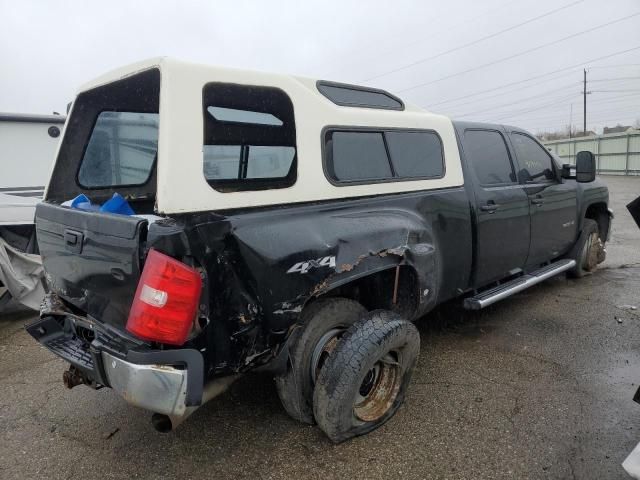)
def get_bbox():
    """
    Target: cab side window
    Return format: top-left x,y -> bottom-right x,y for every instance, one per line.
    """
510,133 -> 555,183
464,129 -> 516,186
